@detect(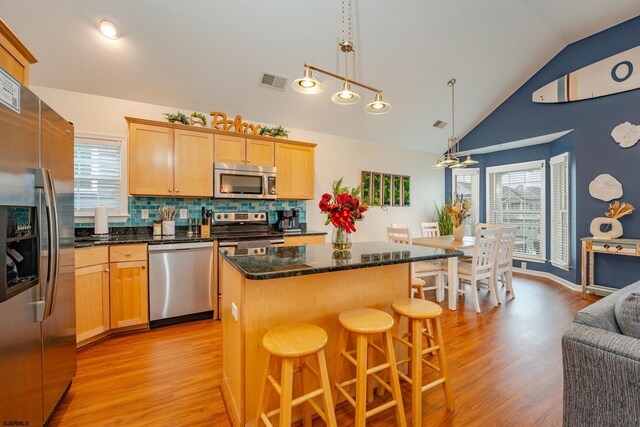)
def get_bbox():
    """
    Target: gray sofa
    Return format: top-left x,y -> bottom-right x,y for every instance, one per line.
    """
562,281 -> 640,426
